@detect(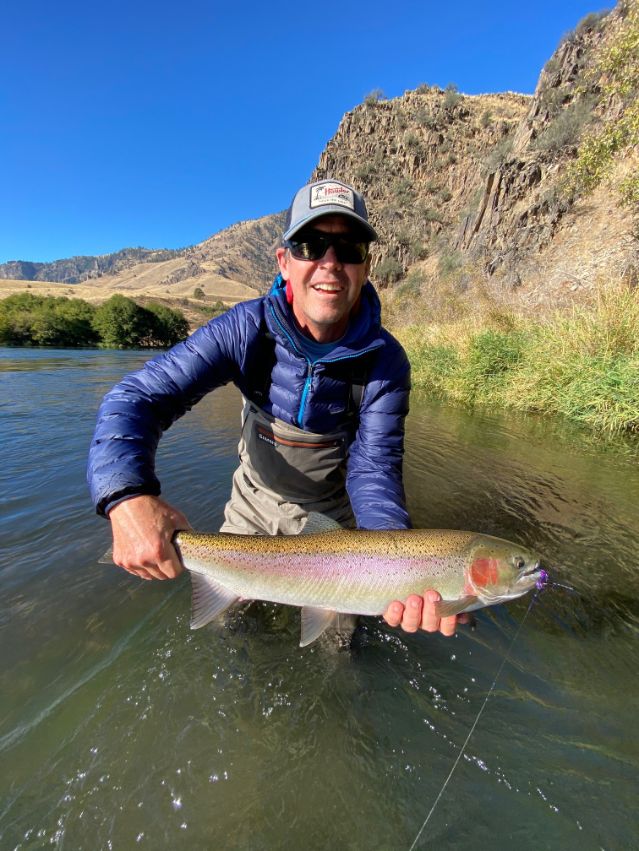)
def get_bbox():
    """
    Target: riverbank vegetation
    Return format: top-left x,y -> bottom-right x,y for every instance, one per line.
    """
0,293 -> 189,348
390,281 -> 639,435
